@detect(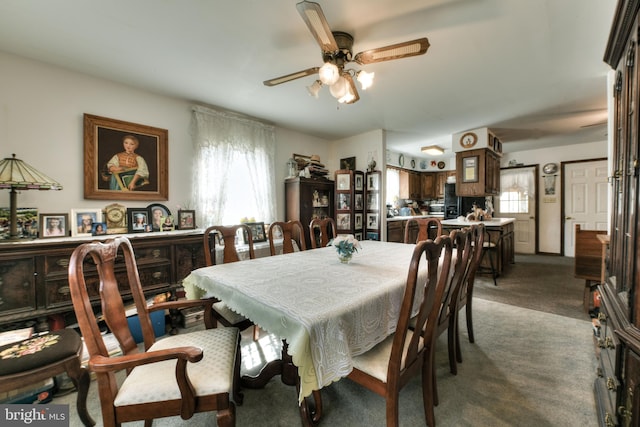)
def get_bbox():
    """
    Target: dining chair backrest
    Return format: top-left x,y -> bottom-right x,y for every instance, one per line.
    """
267,220 -> 306,255
456,223 -> 485,344
403,217 -> 443,244
203,224 -> 255,266
309,217 -> 337,249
